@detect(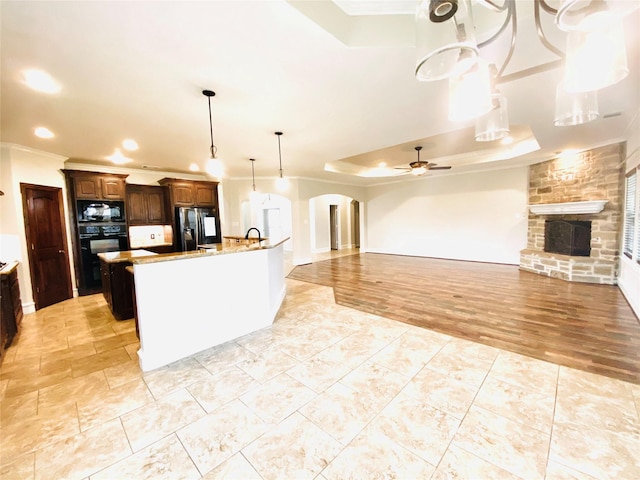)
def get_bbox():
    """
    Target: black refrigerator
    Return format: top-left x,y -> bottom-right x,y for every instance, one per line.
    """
175,207 -> 221,251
